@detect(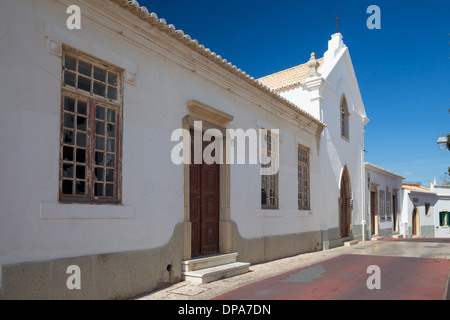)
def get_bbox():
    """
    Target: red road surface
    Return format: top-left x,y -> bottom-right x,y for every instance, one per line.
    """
380,238 -> 450,243
214,254 -> 450,300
